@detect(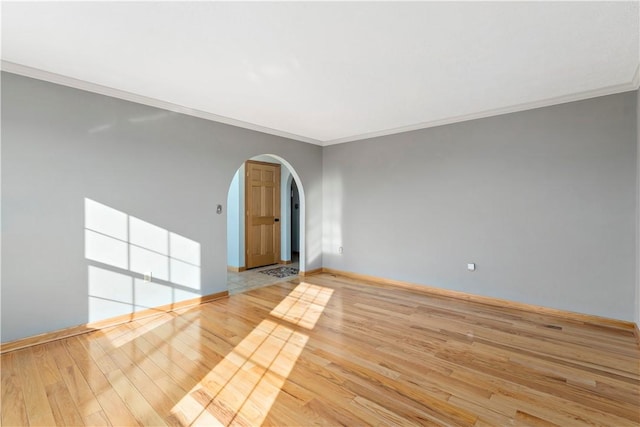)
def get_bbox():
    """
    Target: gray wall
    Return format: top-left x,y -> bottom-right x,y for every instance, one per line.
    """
637,90 -> 640,326
323,91 -> 637,321
2,71 -> 638,342
1,72 -> 323,342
